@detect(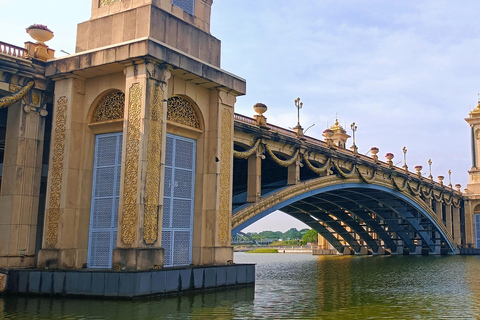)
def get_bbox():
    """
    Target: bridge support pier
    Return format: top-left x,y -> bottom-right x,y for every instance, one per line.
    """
446,203 -> 453,240
287,161 -> 300,185
0,92 -> 47,268
452,206 -> 461,244
247,153 -> 261,202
